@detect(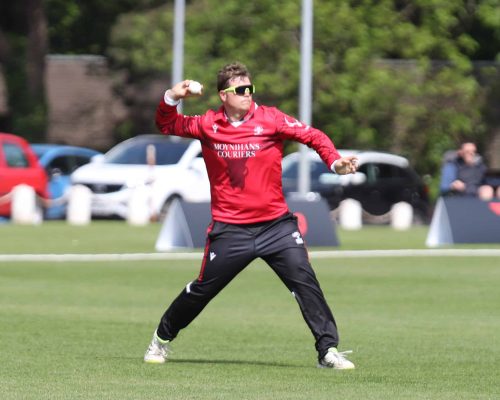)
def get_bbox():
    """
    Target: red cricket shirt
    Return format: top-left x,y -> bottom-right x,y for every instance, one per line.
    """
156,99 -> 340,224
